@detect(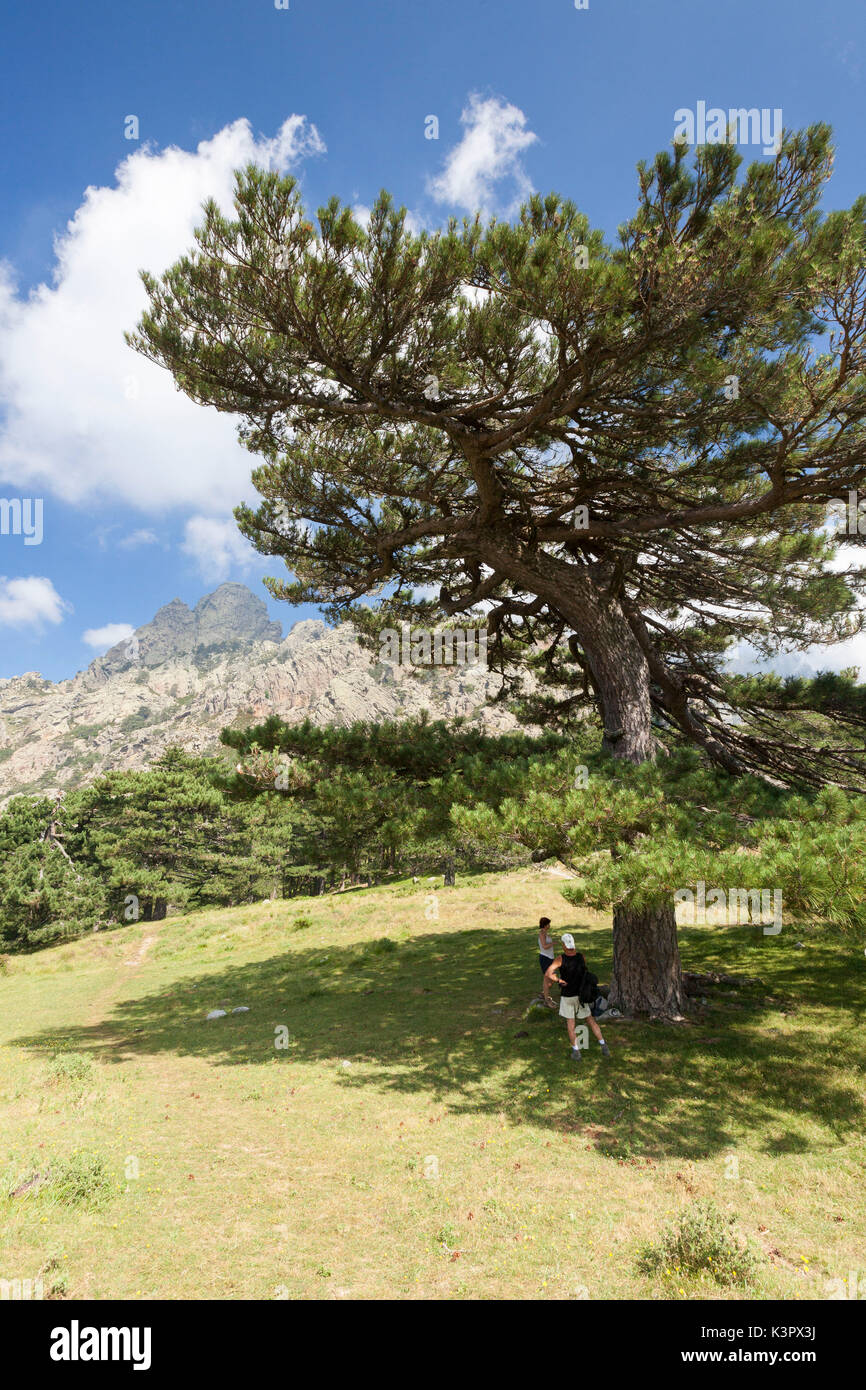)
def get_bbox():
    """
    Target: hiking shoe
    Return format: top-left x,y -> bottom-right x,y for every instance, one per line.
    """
570,1046 -> 582,1063
600,1042 -> 611,1059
